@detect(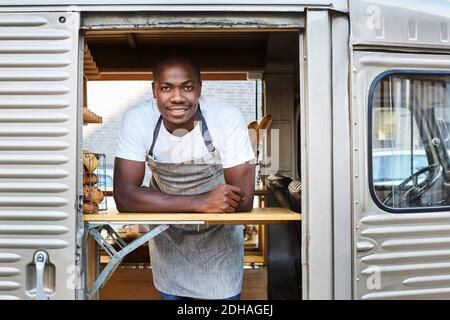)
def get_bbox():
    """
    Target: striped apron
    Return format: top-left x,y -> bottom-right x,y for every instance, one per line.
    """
145,106 -> 244,299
